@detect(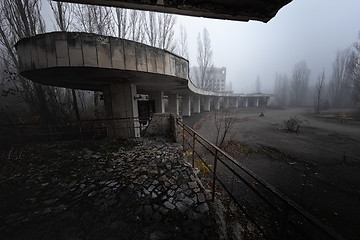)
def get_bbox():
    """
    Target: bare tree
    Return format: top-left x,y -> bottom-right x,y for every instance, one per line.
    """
157,13 -> 176,52
0,0 -> 68,122
274,73 -> 289,106
328,49 -> 354,107
115,8 -> 129,38
177,24 -> 189,59
314,70 -> 325,114
196,28 -> 214,90
49,1 -> 81,122
214,108 -> 240,147
352,34 -> 360,104
48,1 -> 73,31
73,4 -> 114,118
128,10 -> 144,42
290,61 -> 310,107
73,4 -> 114,36
143,11 -> 158,47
